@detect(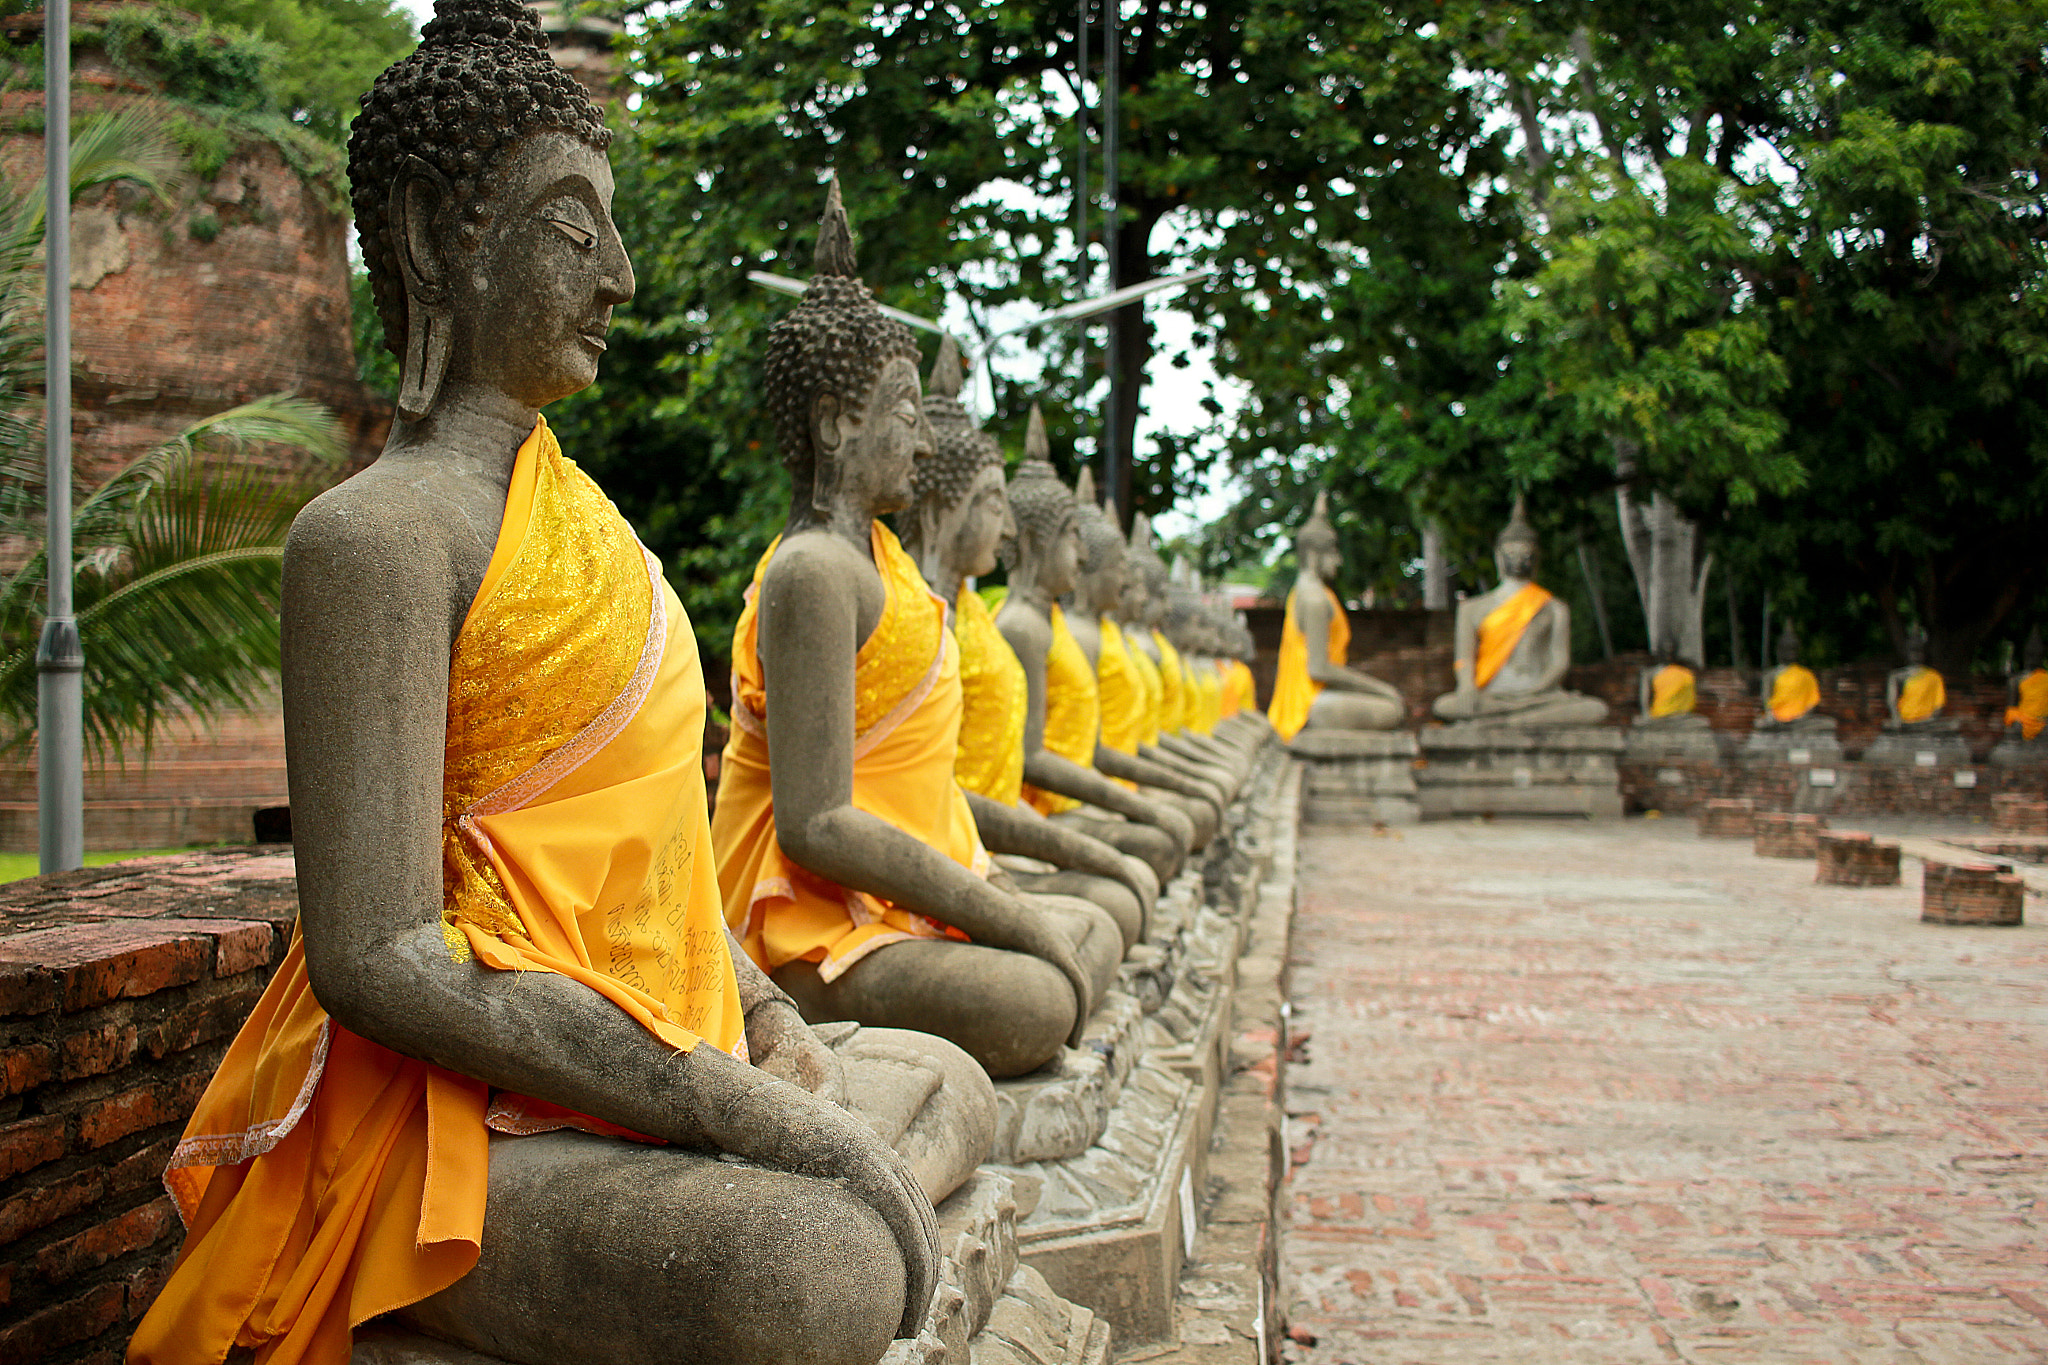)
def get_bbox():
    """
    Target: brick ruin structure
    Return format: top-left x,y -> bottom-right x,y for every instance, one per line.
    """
1921,862 -> 2026,927
1754,812 -> 1827,859
1814,830 -> 1902,887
